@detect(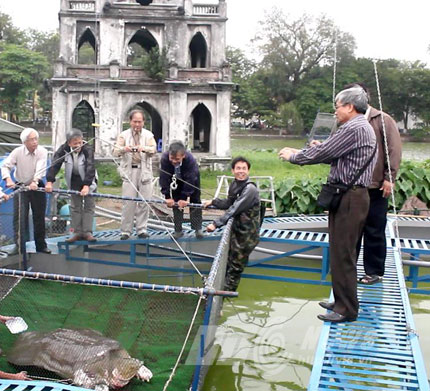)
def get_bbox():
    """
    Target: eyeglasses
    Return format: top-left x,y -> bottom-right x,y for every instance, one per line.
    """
334,103 -> 348,110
